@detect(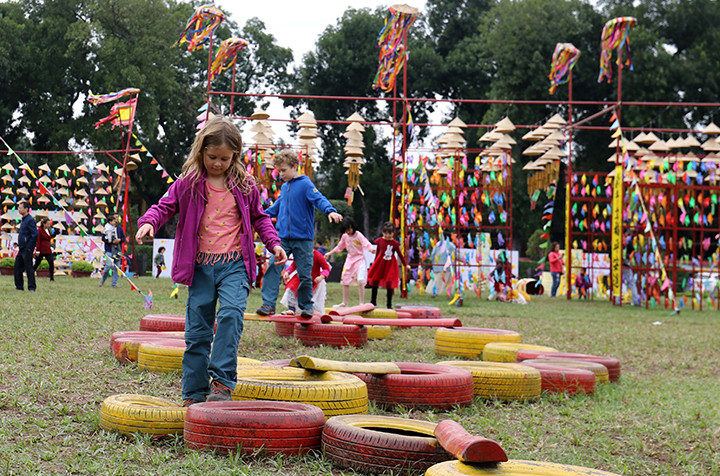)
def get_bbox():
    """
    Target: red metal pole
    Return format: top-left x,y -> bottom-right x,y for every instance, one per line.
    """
565,70 -> 574,300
